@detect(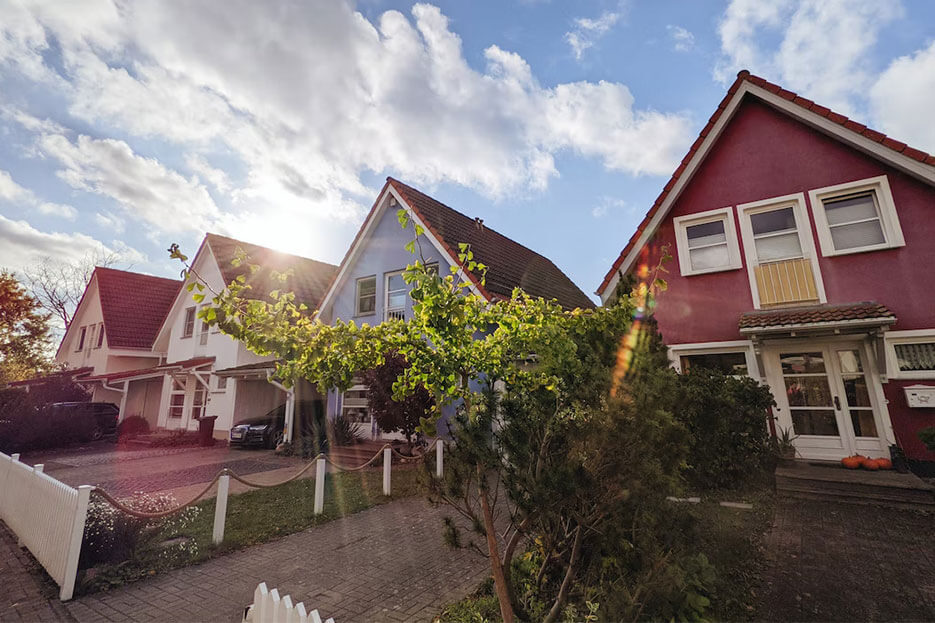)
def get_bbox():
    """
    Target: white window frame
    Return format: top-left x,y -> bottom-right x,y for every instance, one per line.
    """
199,315 -> 210,346
384,270 -> 406,321
673,207 -> 742,277
355,275 -> 376,317
95,322 -> 105,349
668,340 -> 761,379
737,192 -> 826,310
76,326 -> 87,352
884,329 -> 935,380
182,306 -> 196,338
214,376 -> 228,392
808,175 -> 905,257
